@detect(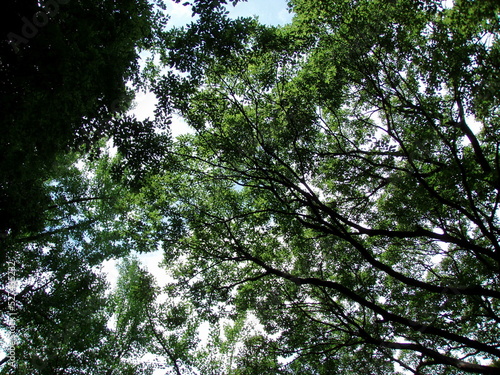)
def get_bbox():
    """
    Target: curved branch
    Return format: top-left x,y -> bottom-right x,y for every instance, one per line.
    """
223,221 -> 500,359
454,97 -> 492,175
380,342 -> 499,374
146,310 -> 182,375
293,188 -> 500,299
